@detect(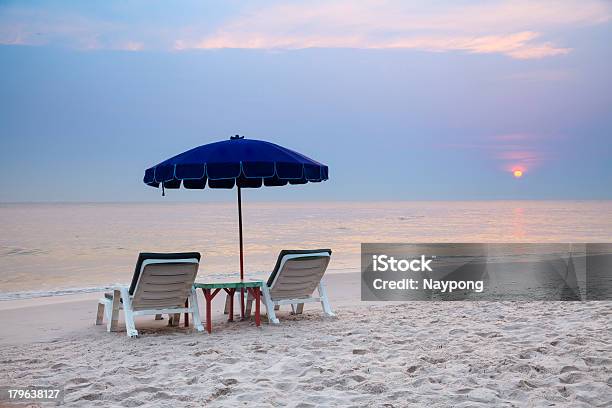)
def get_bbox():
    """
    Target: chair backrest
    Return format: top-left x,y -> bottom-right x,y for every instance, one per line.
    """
129,252 -> 201,311
267,249 -> 331,300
